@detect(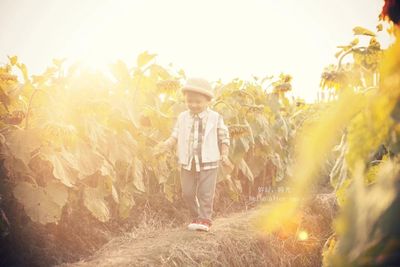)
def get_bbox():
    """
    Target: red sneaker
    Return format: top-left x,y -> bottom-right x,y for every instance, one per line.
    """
187,218 -> 200,231
195,218 -> 212,232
